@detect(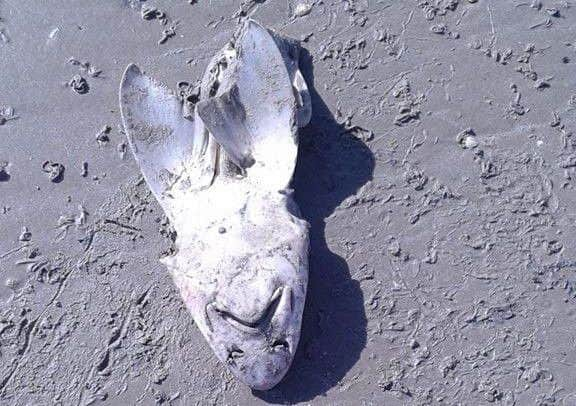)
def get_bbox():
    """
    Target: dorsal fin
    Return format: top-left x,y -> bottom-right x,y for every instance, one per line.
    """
119,64 -> 217,217
196,20 -> 300,191
196,84 -> 254,170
